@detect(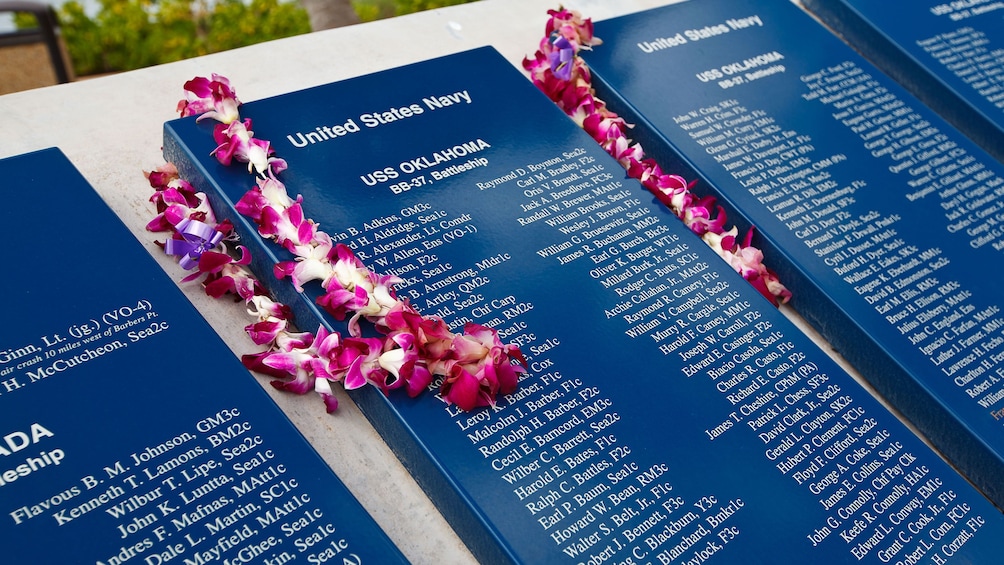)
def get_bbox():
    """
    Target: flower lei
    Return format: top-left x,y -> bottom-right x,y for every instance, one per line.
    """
147,74 -> 526,413
524,9 -> 791,306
